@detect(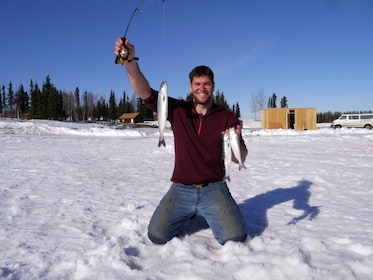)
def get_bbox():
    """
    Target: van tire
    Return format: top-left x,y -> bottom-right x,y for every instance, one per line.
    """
364,124 -> 372,129
334,125 -> 342,129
